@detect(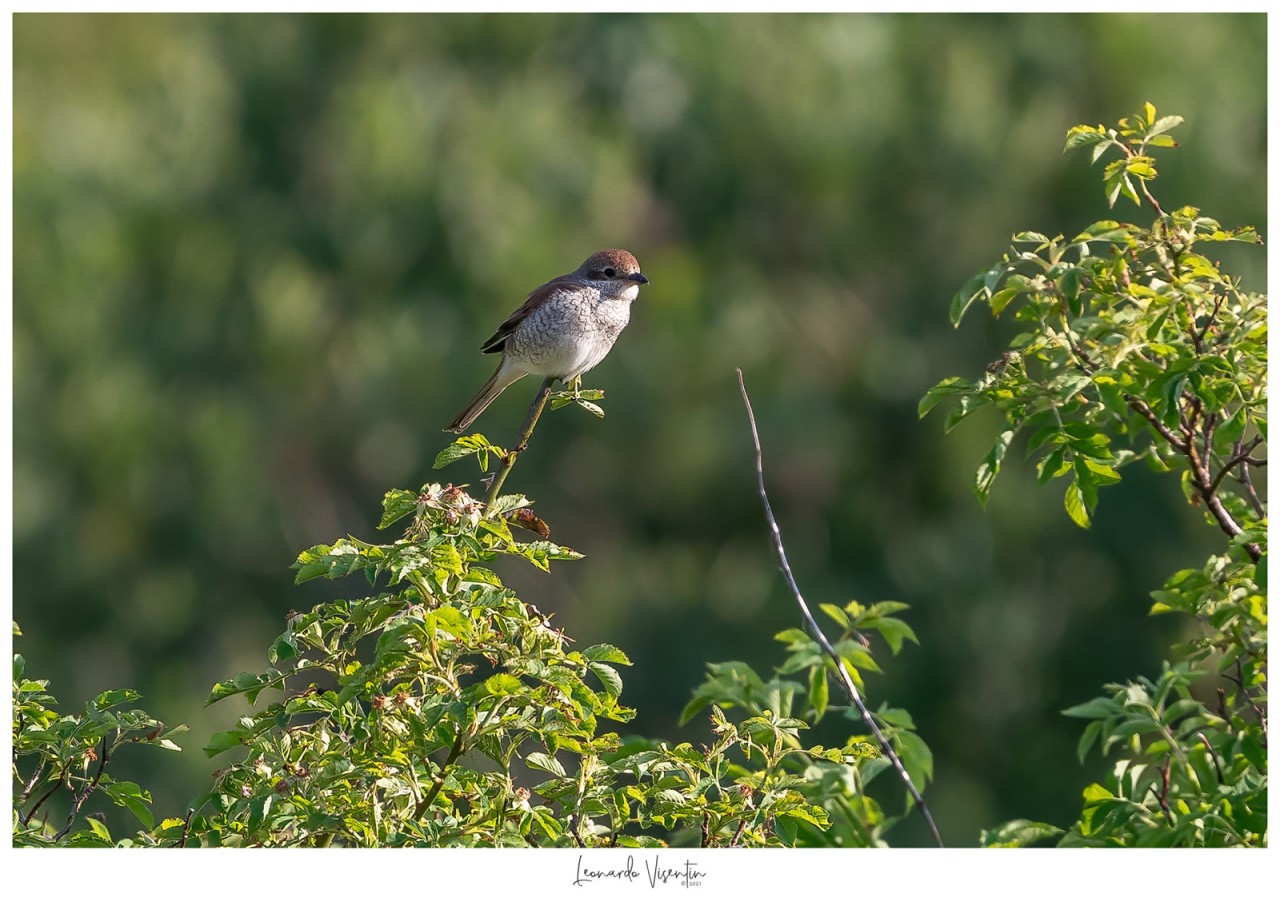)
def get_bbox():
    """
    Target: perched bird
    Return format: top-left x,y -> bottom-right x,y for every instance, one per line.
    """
445,249 -> 648,433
